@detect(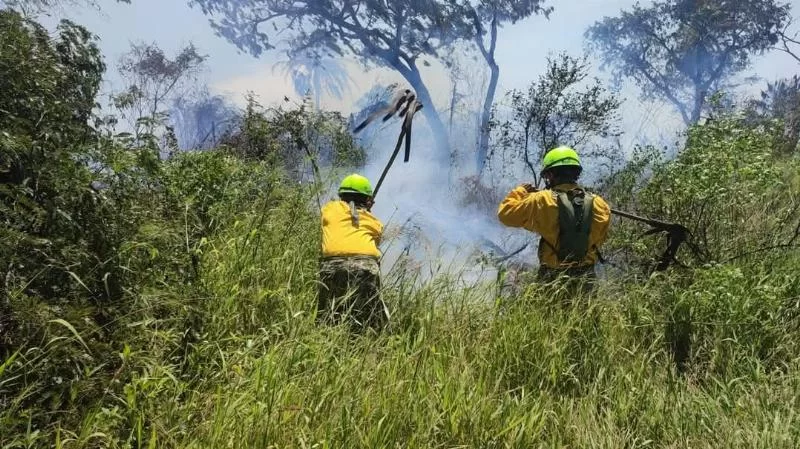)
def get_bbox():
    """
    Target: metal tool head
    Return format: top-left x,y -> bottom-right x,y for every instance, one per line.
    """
353,88 -> 414,134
